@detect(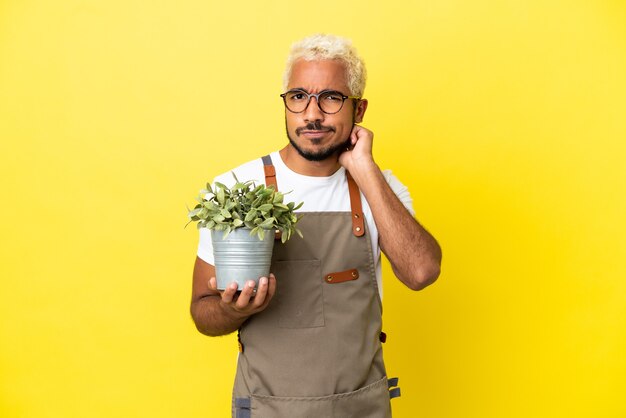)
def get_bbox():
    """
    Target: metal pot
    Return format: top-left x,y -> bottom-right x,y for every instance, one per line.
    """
211,227 -> 274,290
